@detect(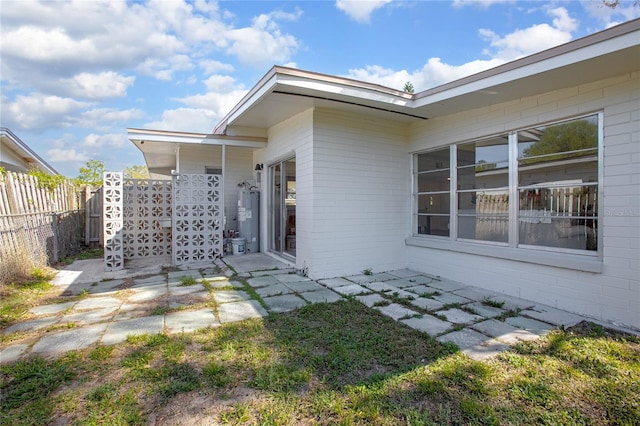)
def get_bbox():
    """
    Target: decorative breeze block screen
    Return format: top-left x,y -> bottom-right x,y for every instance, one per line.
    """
172,174 -> 222,265
103,172 -> 123,271
122,179 -> 172,259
